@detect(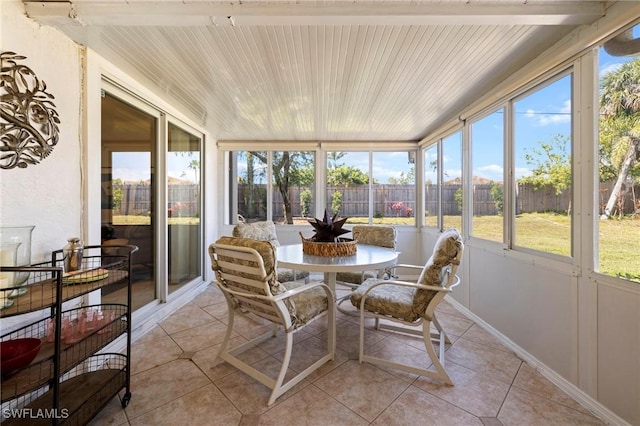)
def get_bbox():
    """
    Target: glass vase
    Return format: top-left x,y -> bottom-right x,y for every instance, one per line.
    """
0,241 -> 21,309
0,225 -> 35,297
